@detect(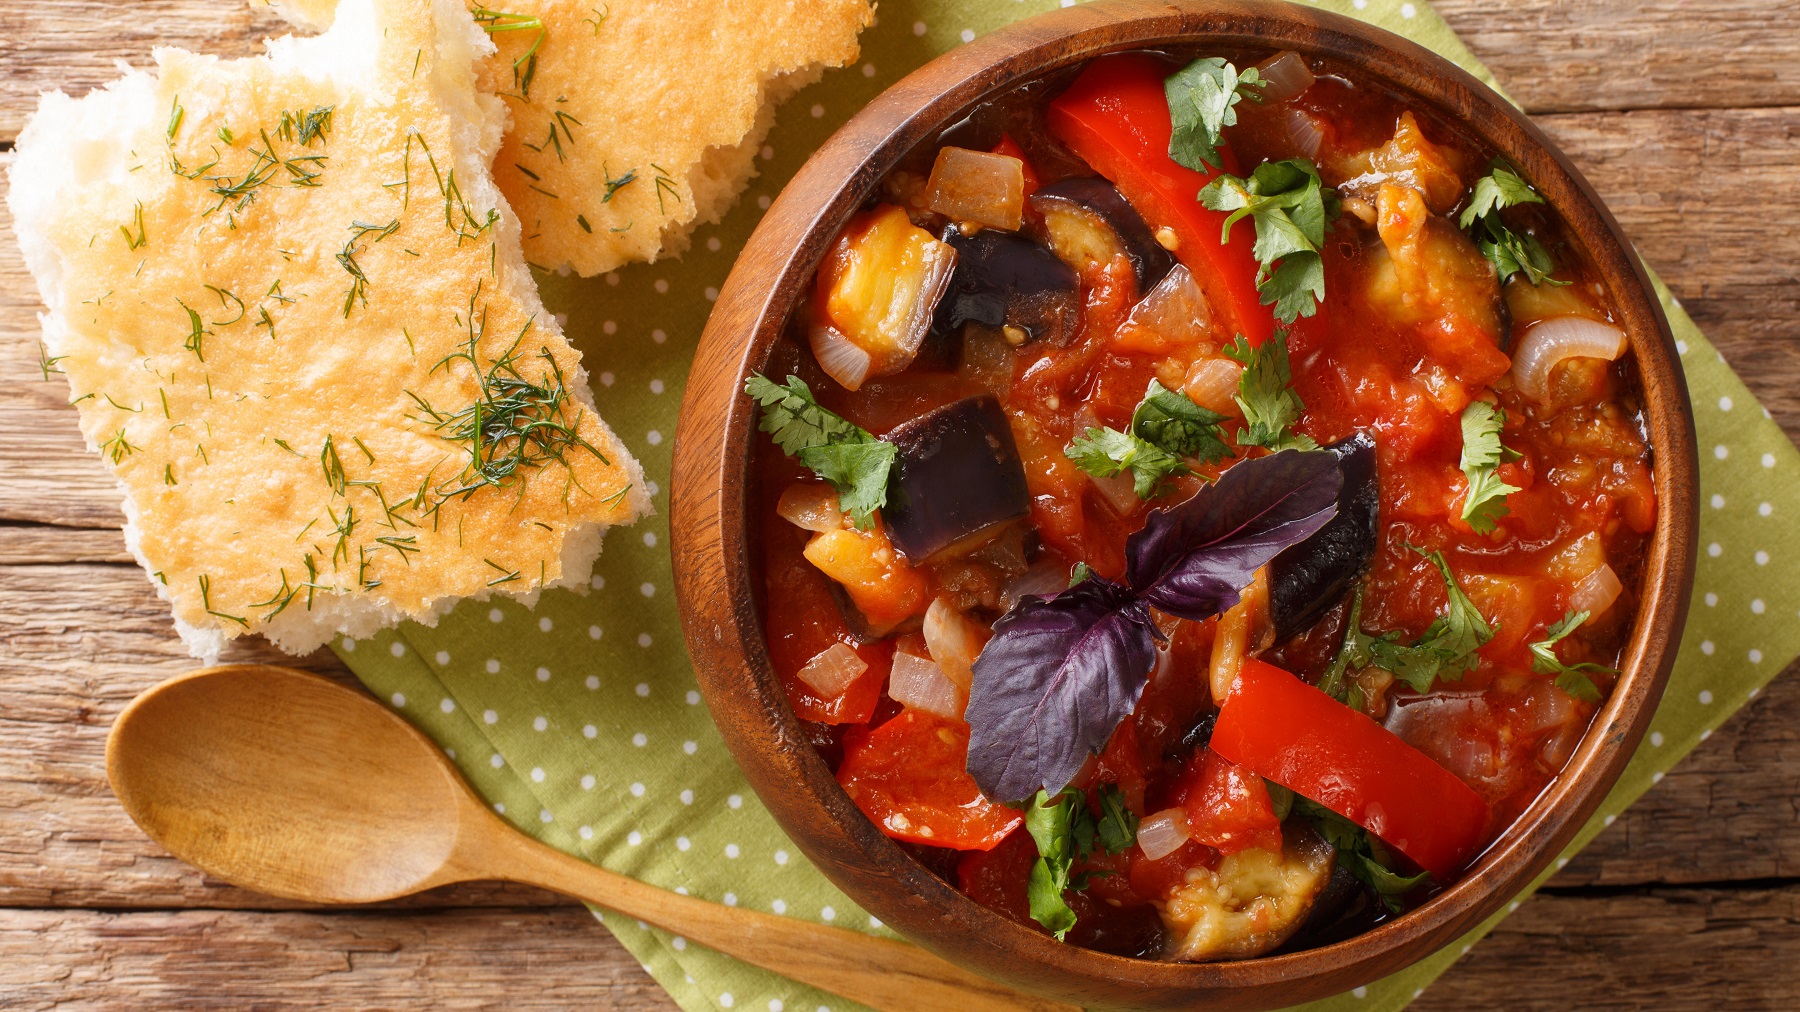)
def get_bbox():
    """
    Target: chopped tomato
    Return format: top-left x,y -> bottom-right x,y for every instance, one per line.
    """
1169,748 -> 1283,855
838,710 -> 1023,850
1210,658 -> 1489,878
1046,52 -> 1273,346
762,517 -> 892,724
956,828 -> 1037,924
